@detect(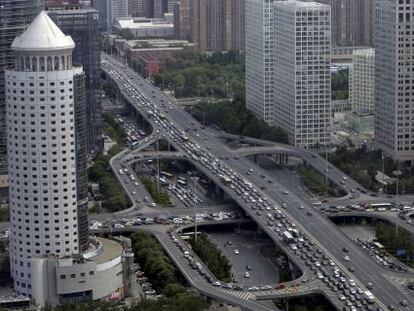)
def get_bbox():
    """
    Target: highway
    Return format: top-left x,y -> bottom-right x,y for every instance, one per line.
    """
101,53 -> 414,310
